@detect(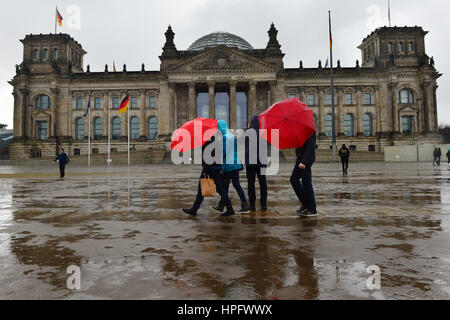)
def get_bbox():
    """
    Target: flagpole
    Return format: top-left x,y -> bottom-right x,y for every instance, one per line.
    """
107,92 -> 111,165
388,0 -> 392,27
55,7 -> 57,34
88,93 -> 91,167
329,11 -> 337,162
127,101 -> 130,166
